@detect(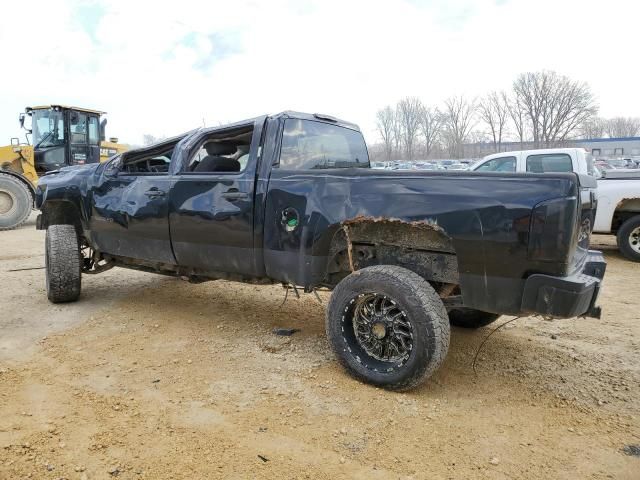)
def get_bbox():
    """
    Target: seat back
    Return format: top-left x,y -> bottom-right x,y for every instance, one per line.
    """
194,156 -> 241,172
